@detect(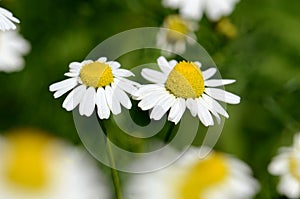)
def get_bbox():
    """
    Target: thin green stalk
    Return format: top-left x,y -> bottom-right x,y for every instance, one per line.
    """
99,119 -> 123,199
164,122 -> 176,143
